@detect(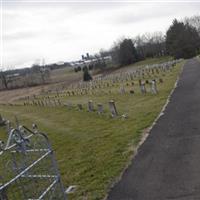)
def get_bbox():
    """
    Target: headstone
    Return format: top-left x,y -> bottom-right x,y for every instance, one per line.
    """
97,104 -> 103,114
88,100 -> 94,112
66,102 -> 72,109
120,86 -> 126,94
151,79 -> 158,94
0,115 -> 6,126
108,100 -> 118,117
53,99 -> 57,106
140,81 -> 146,94
57,99 -> 62,106
41,101 -> 44,107
77,104 -> 83,111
